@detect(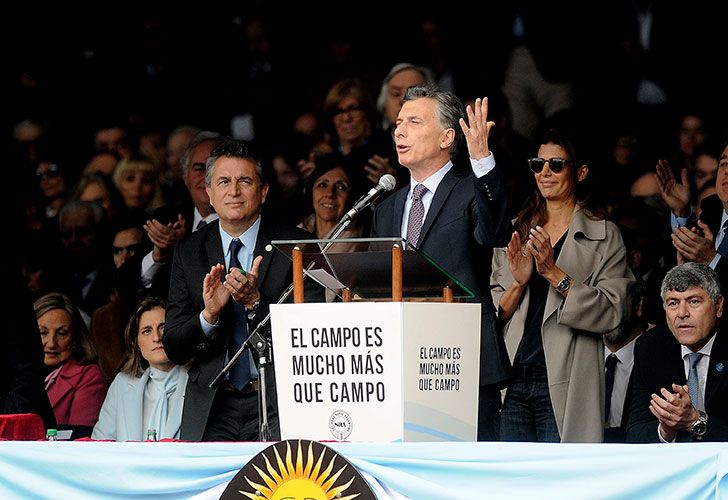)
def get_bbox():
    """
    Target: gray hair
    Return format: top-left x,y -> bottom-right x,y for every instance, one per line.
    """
59,200 -> 105,227
660,262 -> 722,303
180,131 -> 223,175
402,83 -> 465,159
205,139 -> 267,187
377,63 -> 434,129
